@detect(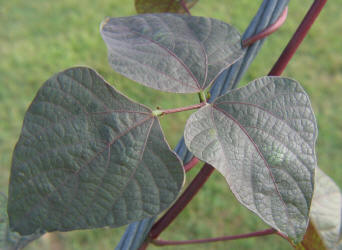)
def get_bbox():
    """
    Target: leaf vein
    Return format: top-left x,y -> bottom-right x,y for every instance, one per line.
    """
213,105 -> 291,223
